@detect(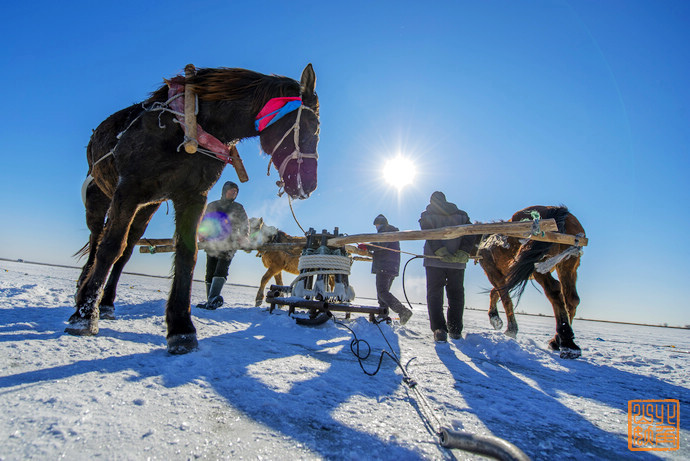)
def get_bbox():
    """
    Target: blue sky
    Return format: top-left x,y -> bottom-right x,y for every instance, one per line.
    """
1,1 -> 688,327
